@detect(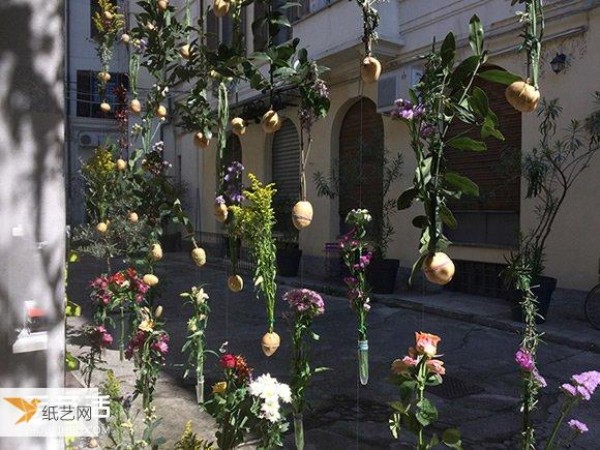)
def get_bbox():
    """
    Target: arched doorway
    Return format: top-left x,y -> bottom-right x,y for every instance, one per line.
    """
338,98 -> 384,234
223,133 -> 242,167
